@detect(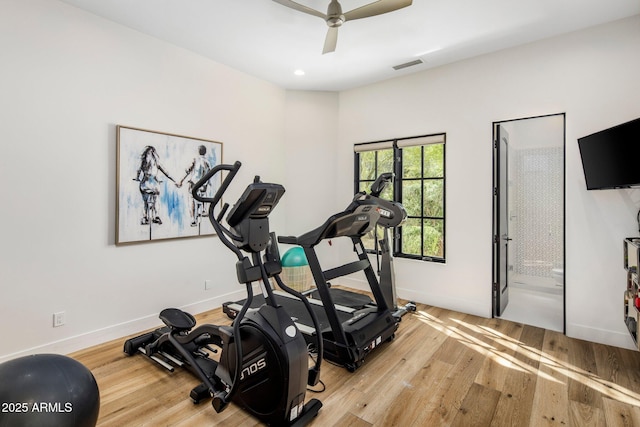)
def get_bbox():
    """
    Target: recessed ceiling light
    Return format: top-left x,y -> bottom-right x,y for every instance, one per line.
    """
294,69 -> 305,76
